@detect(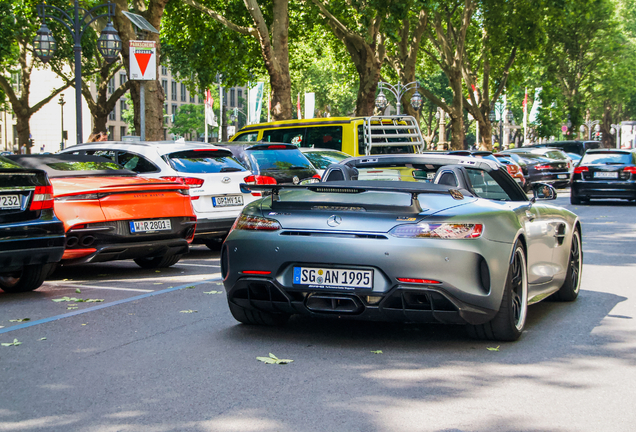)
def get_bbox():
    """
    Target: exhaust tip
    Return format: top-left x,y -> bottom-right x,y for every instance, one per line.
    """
66,236 -> 79,248
80,235 -> 95,247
